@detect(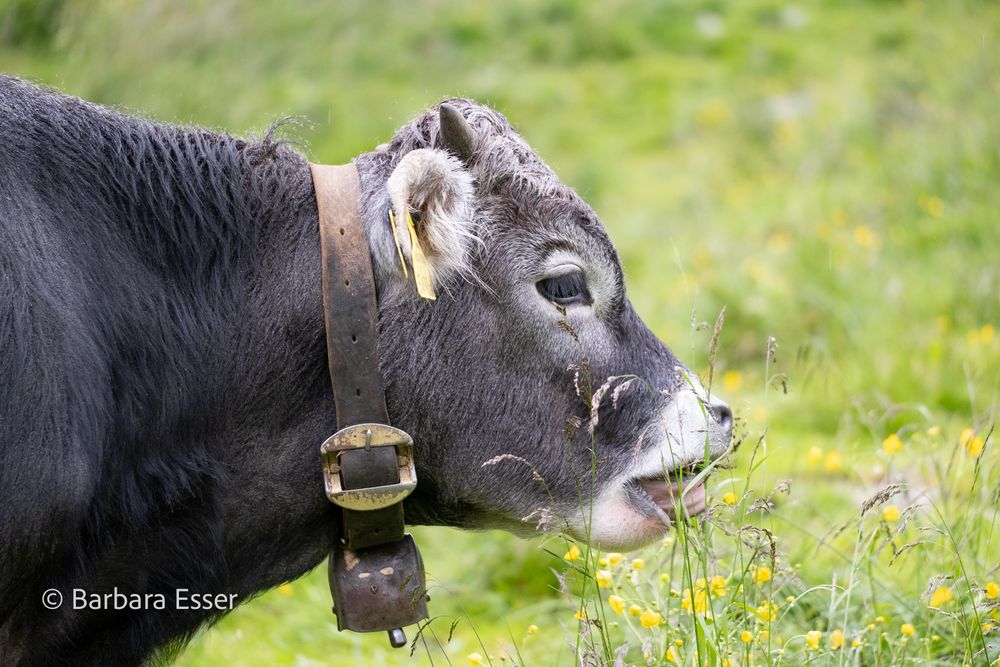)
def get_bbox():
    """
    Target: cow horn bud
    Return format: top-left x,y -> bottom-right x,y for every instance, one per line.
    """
438,103 -> 474,162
